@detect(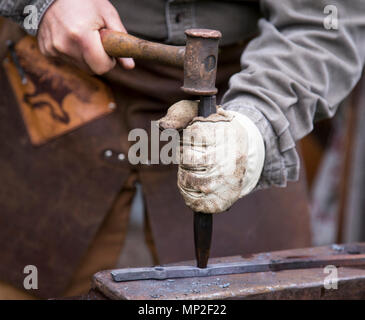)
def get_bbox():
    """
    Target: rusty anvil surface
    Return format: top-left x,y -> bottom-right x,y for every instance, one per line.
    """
90,243 -> 365,300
